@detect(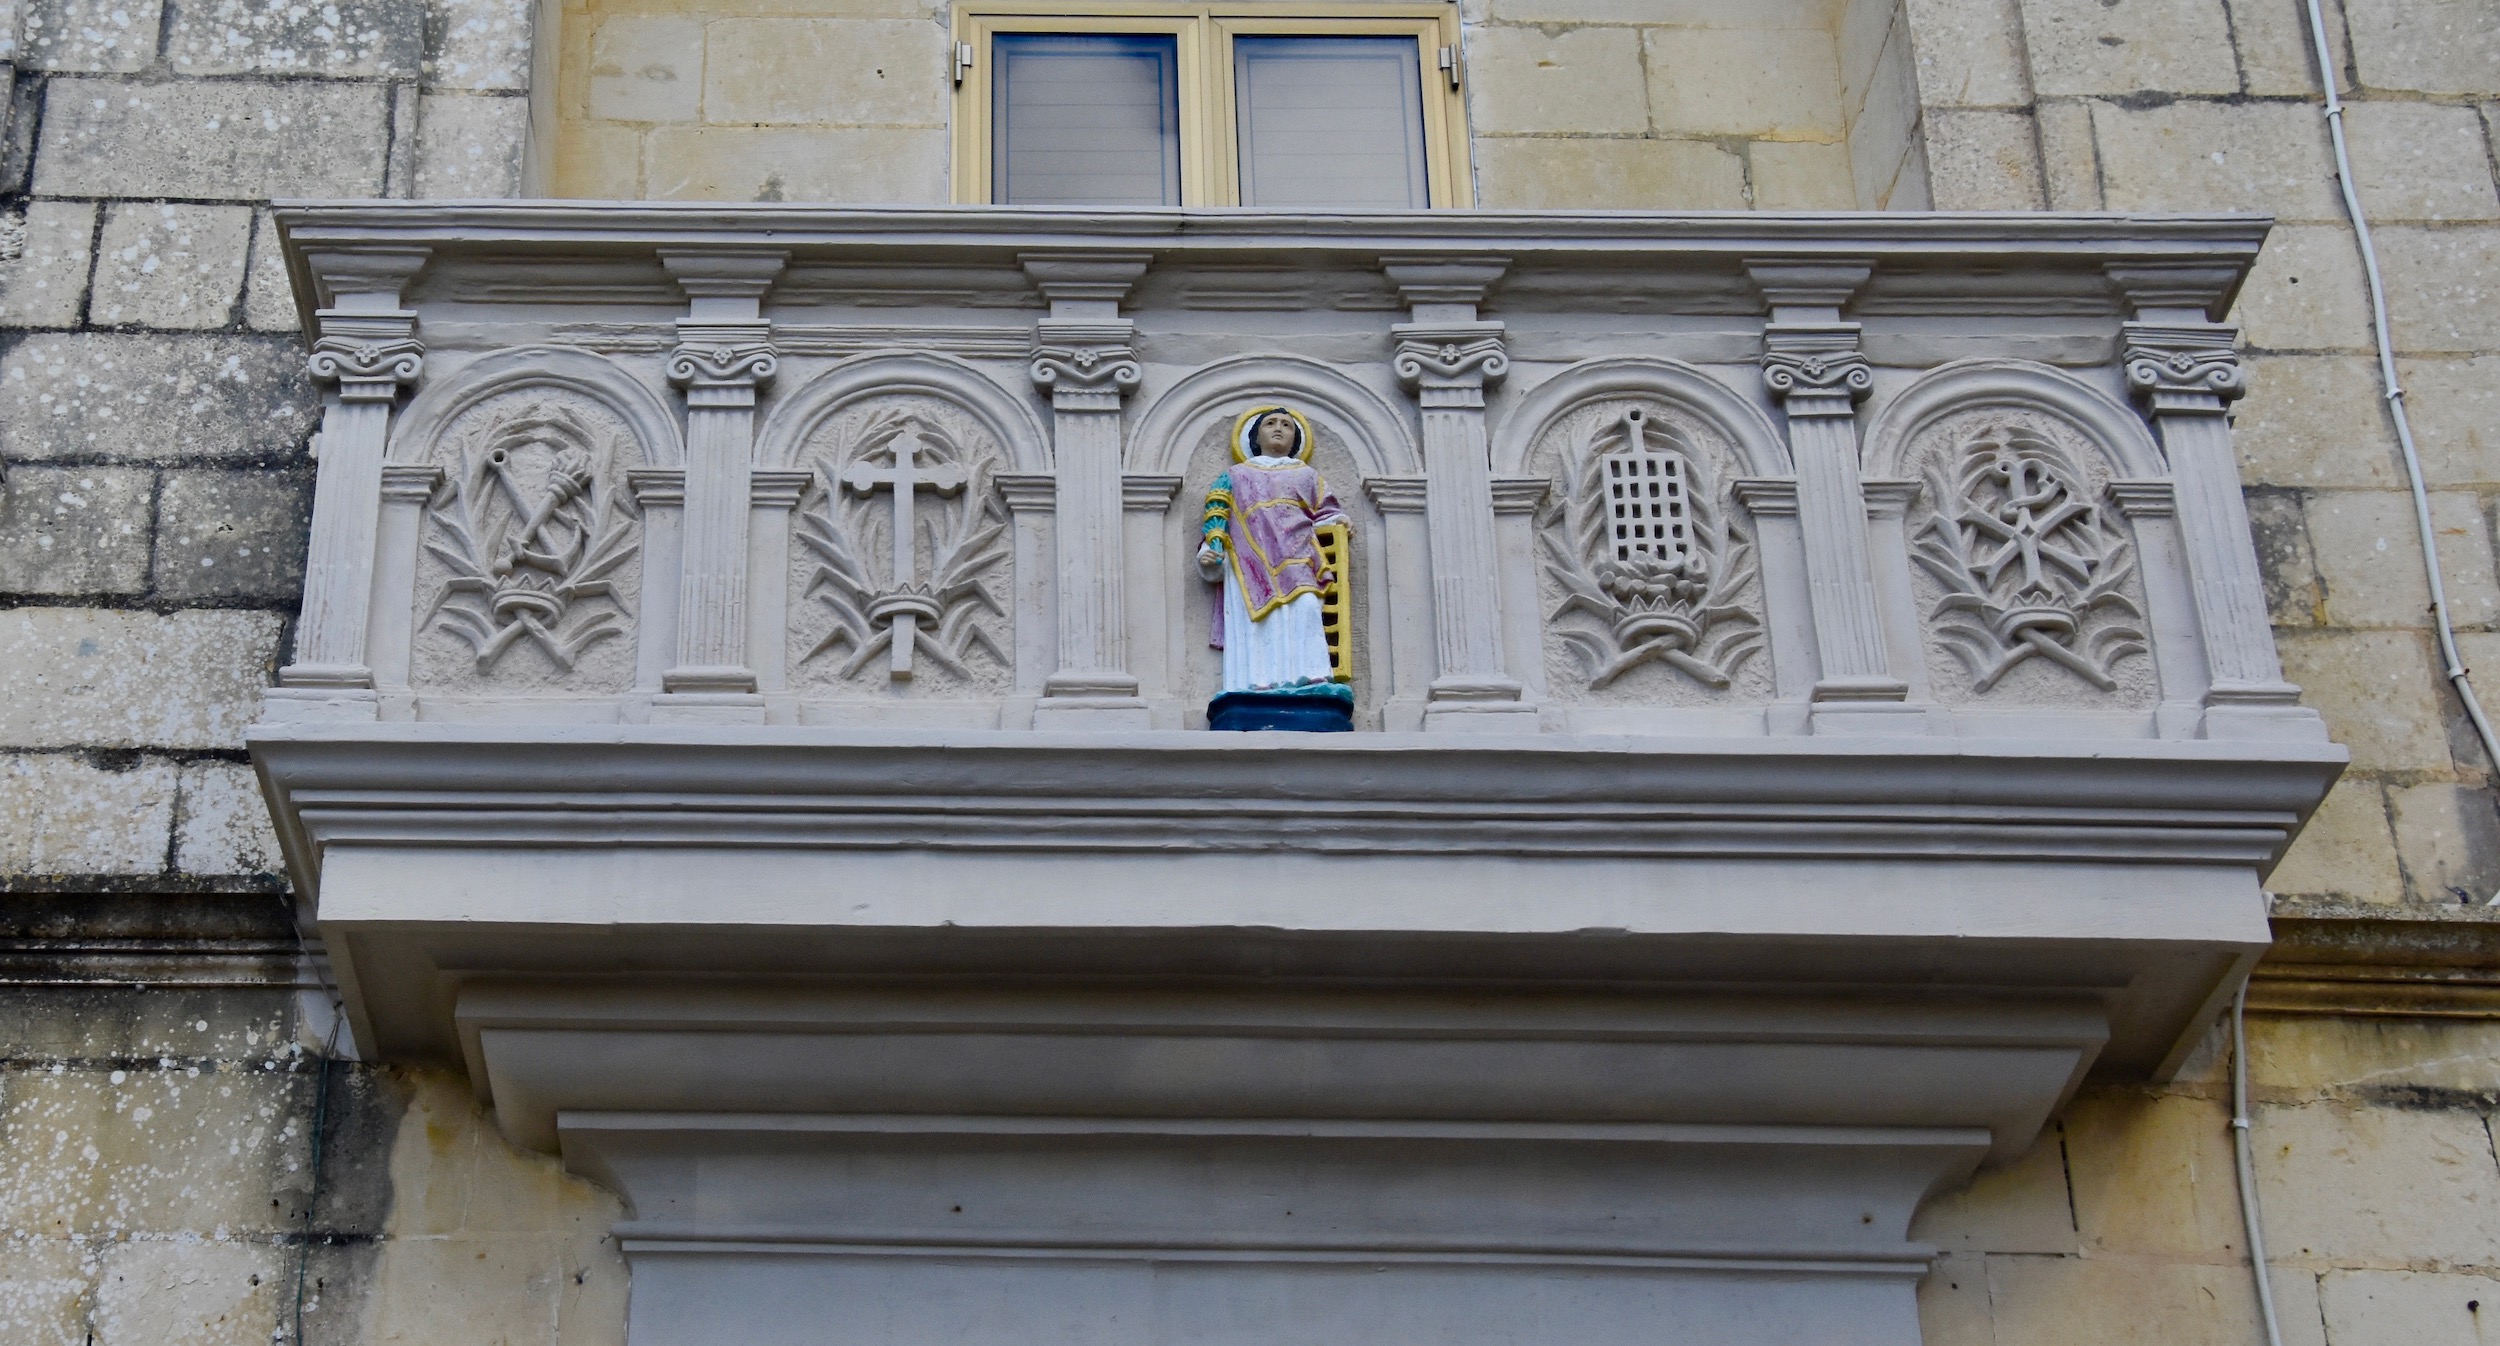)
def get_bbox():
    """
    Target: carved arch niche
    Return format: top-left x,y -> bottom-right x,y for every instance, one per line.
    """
1863,360 -> 2186,719
385,347 -> 681,712
1495,359 -> 1804,728
755,354 -> 1047,721
1130,356 -> 1422,730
